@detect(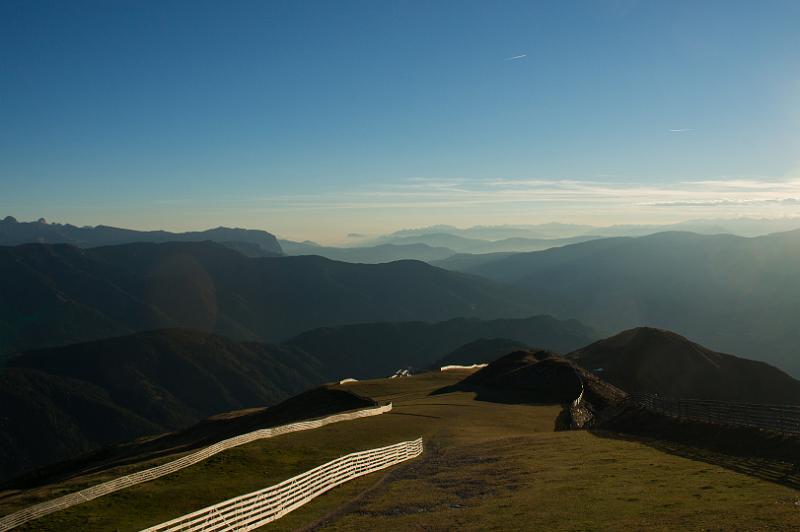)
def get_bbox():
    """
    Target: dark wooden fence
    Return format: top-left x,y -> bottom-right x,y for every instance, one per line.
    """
627,393 -> 800,435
